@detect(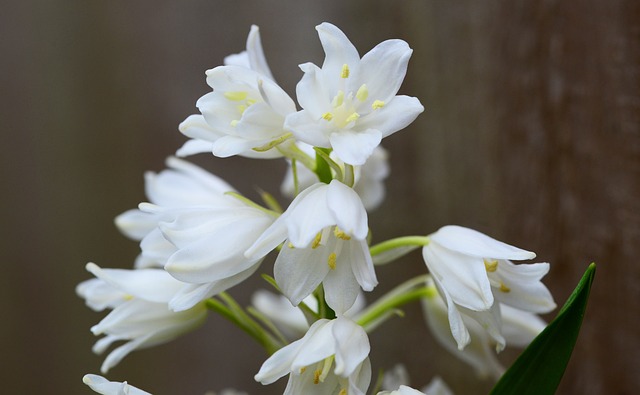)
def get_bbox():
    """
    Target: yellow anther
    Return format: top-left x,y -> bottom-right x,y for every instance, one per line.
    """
332,91 -> 345,107
356,84 -> 369,102
499,282 -> 511,293
123,294 -> 134,301
345,112 -> 360,124
313,370 -> 321,384
237,104 -> 247,114
246,98 -> 257,106
322,112 -> 334,121
341,64 -> 350,78
230,120 -> 239,127
287,242 -> 295,249
339,389 -> 347,395
372,100 -> 385,109
328,252 -> 337,269
333,227 -> 351,240
224,91 -> 248,101
312,232 -> 323,249
484,259 -> 498,272
299,367 -> 306,374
